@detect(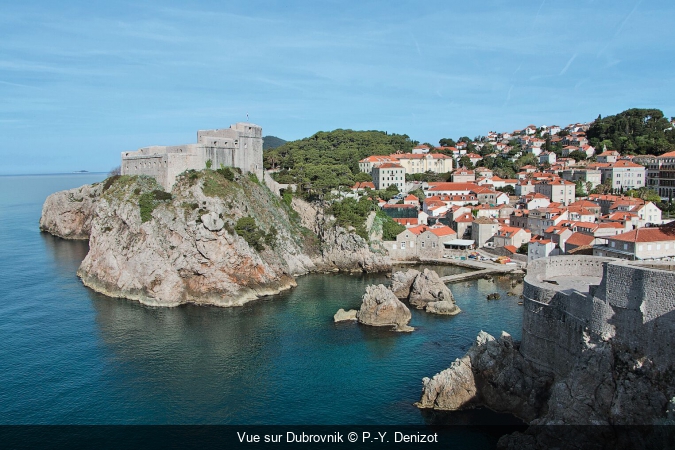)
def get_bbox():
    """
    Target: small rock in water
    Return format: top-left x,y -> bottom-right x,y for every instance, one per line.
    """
334,308 -> 358,322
